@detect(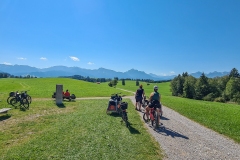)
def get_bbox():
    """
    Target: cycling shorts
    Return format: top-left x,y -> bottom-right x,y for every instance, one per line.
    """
149,100 -> 161,109
135,96 -> 143,104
